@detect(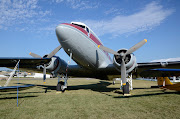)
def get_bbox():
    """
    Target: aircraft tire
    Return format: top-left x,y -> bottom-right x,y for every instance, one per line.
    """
56,81 -> 66,92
